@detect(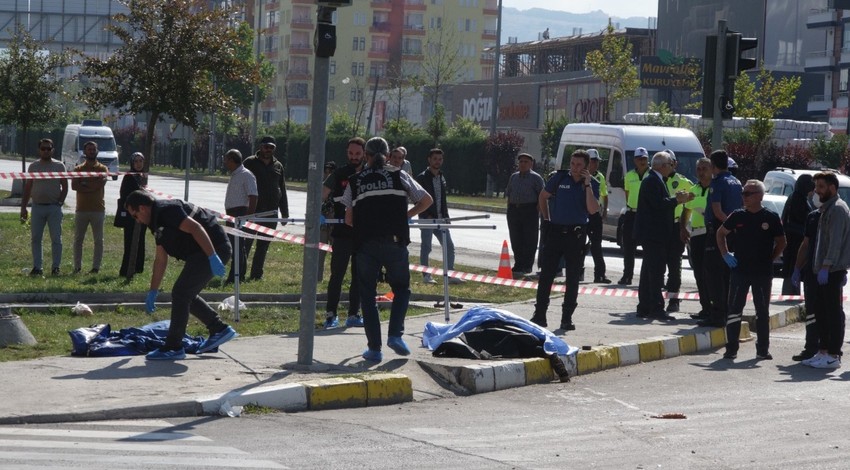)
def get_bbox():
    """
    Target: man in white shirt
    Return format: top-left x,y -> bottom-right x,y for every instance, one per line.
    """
223,149 -> 258,283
